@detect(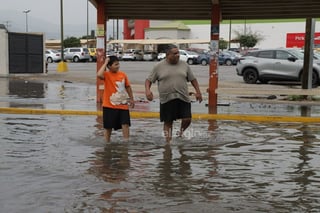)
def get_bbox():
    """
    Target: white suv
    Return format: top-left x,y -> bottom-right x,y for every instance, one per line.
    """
236,48 -> 320,86
179,50 -> 199,65
122,49 -> 143,61
63,47 -> 90,62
